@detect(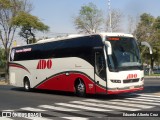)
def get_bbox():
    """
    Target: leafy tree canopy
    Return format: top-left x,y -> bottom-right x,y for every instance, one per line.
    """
135,13 -> 160,69
74,3 -> 103,34
12,11 -> 49,44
